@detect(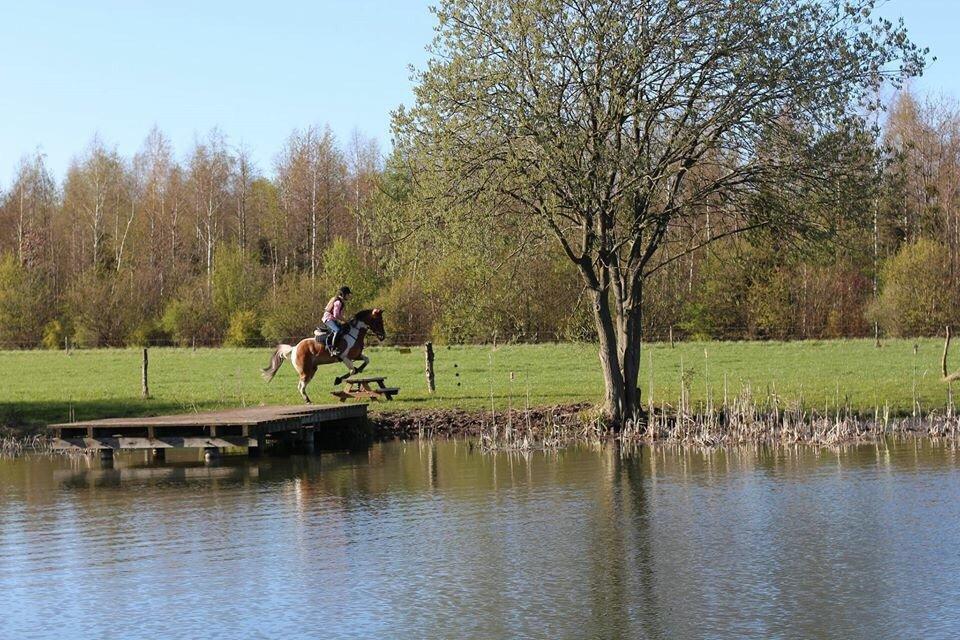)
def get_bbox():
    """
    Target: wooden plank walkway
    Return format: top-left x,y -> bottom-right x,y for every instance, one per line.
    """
48,404 -> 366,452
